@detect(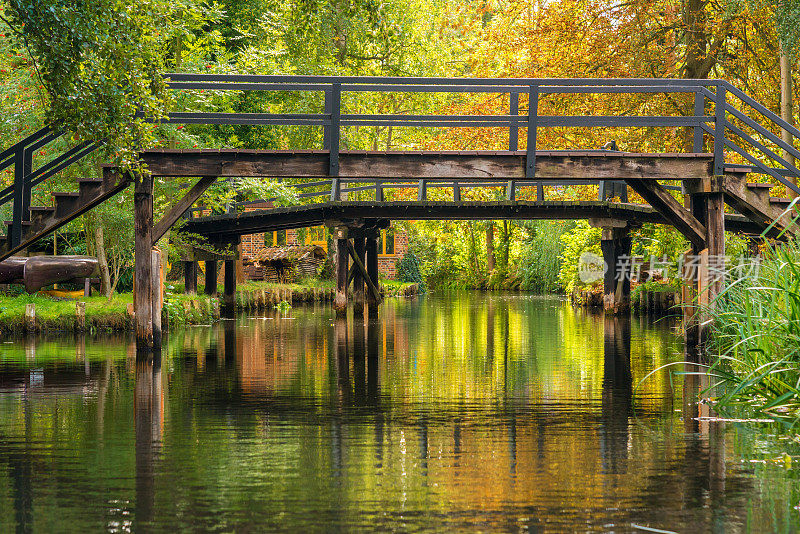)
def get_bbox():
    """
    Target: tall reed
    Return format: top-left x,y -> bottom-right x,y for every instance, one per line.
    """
709,231 -> 800,422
